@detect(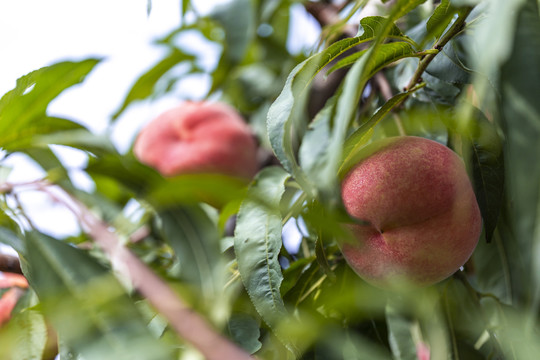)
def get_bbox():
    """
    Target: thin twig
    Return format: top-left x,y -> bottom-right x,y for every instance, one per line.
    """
406,7 -> 473,90
4,180 -> 252,360
374,73 -> 406,135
